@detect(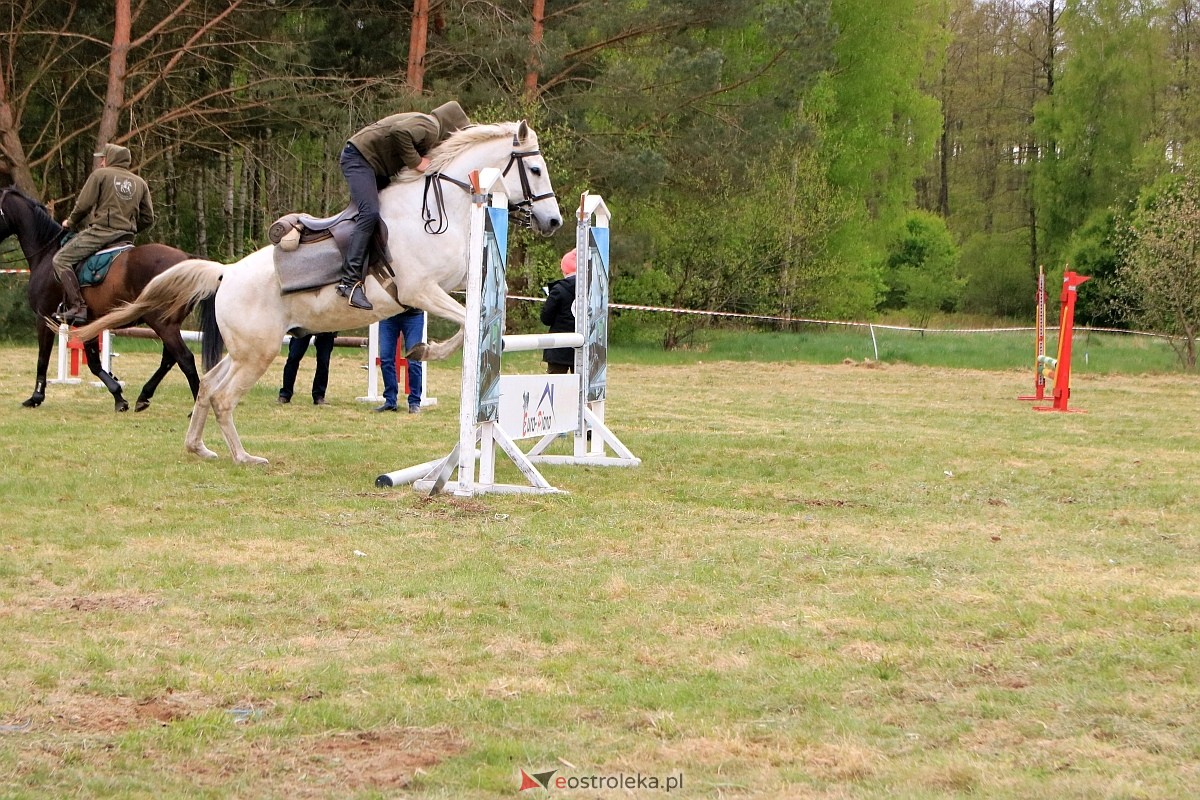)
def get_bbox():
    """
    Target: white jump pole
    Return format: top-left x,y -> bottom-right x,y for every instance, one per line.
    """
48,323 -> 81,385
358,321 -> 382,403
